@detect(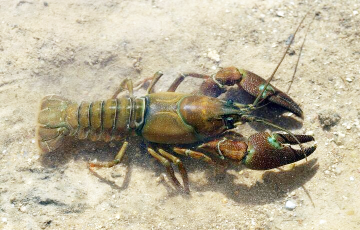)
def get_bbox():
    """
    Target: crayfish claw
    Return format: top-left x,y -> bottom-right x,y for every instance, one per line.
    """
267,91 -> 304,119
290,145 -> 317,158
197,67 -> 304,118
238,70 -> 303,118
275,133 -> 315,144
243,132 -> 316,170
